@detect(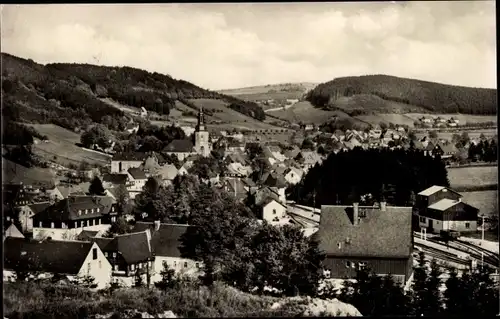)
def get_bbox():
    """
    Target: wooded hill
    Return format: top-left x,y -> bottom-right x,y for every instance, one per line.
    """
306,74 -> 497,115
1,53 -> 266,132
